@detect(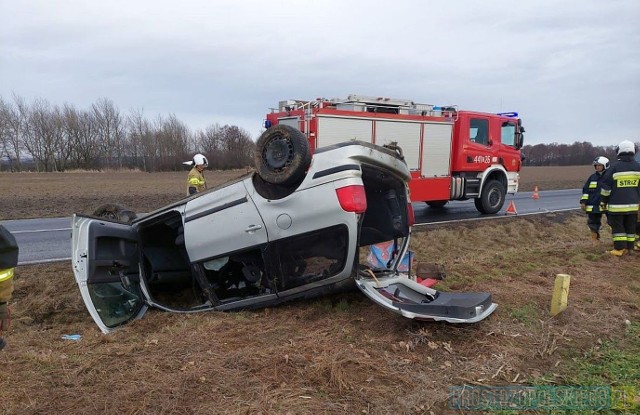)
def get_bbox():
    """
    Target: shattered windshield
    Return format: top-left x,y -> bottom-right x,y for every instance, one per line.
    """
87,281 -> 144,328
